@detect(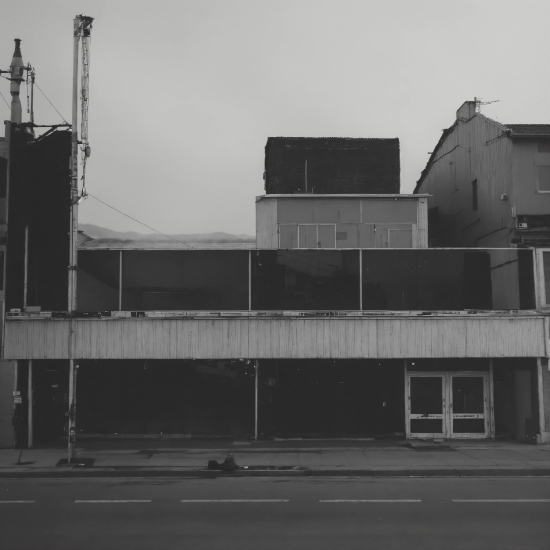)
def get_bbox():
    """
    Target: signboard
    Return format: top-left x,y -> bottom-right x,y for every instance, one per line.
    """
13,397 -> 23,404
13,391 -> 20,397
